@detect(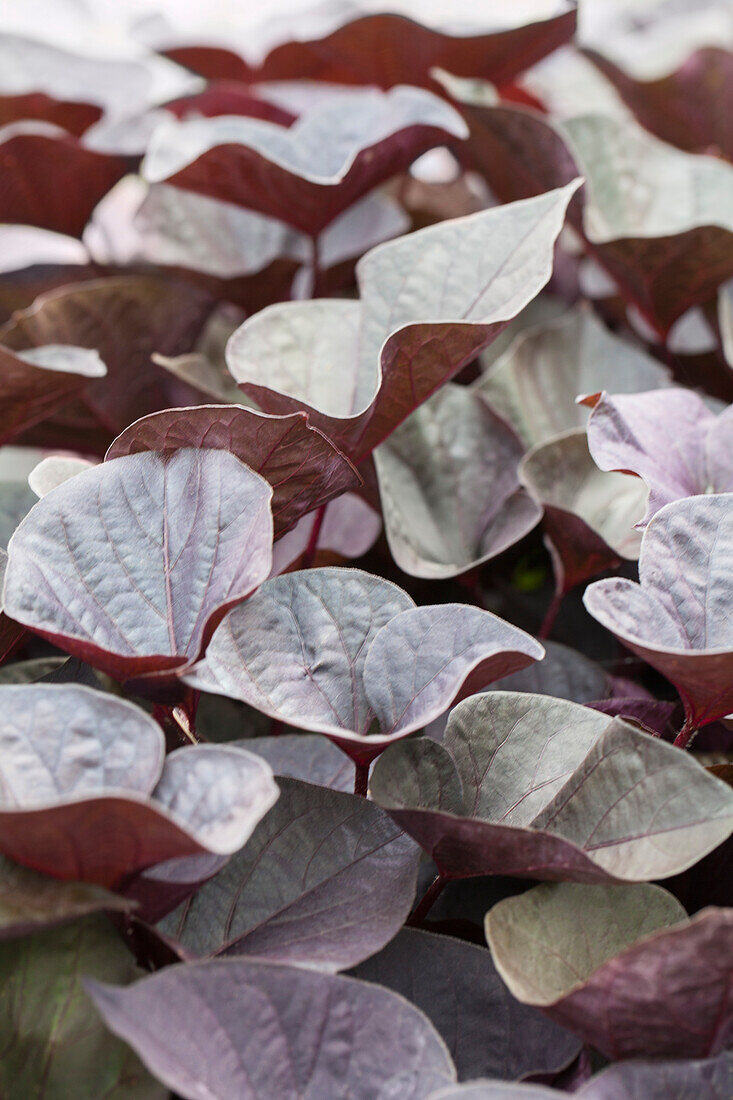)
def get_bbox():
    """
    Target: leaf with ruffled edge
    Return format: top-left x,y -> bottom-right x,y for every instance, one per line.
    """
583,388 -> 733,526
106,405 -> 359,538
226,182 -> 581,464
0,684 -> 278,887
142,86 -> 468,235
185,568 -> 543,764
